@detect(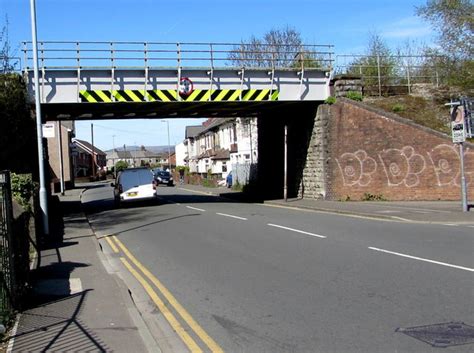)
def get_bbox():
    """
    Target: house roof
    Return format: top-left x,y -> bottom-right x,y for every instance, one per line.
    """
200,118 -> 235,134
73,139 -> 106,156
185,125 -> 204,139
212,148 -> 230,160
114,150 -> 132,159
197,148 -> 230,160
